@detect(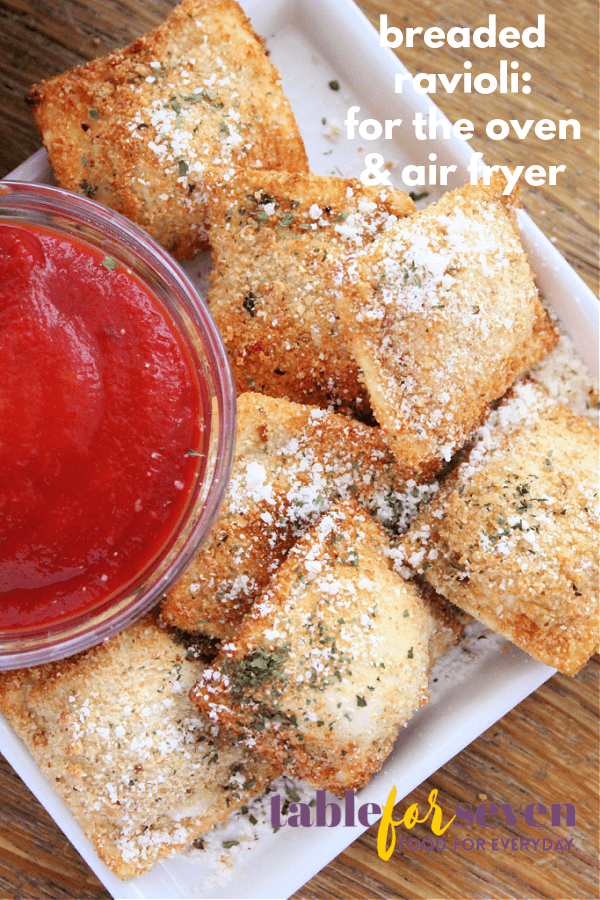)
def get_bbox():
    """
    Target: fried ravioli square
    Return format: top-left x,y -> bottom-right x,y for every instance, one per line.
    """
0,615 -> 277,877
398,380 -> 599,675
206,172 -> 415,417
327,175 -> 558,476
161,392 -> 434,641
190,500 -> 431,794
28,0 -> 308,258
